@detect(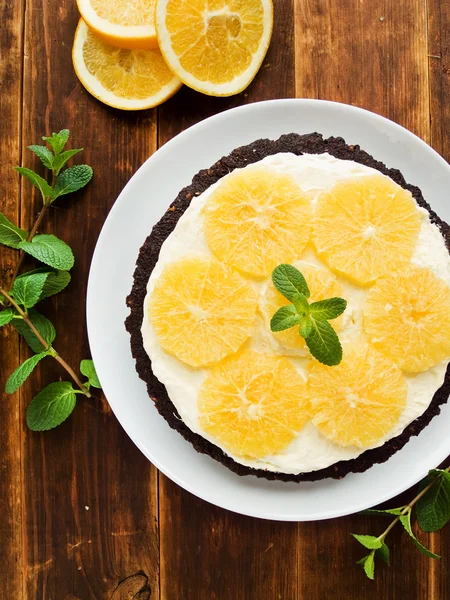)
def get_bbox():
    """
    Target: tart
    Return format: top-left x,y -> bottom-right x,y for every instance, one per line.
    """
126,133 -> 450,482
